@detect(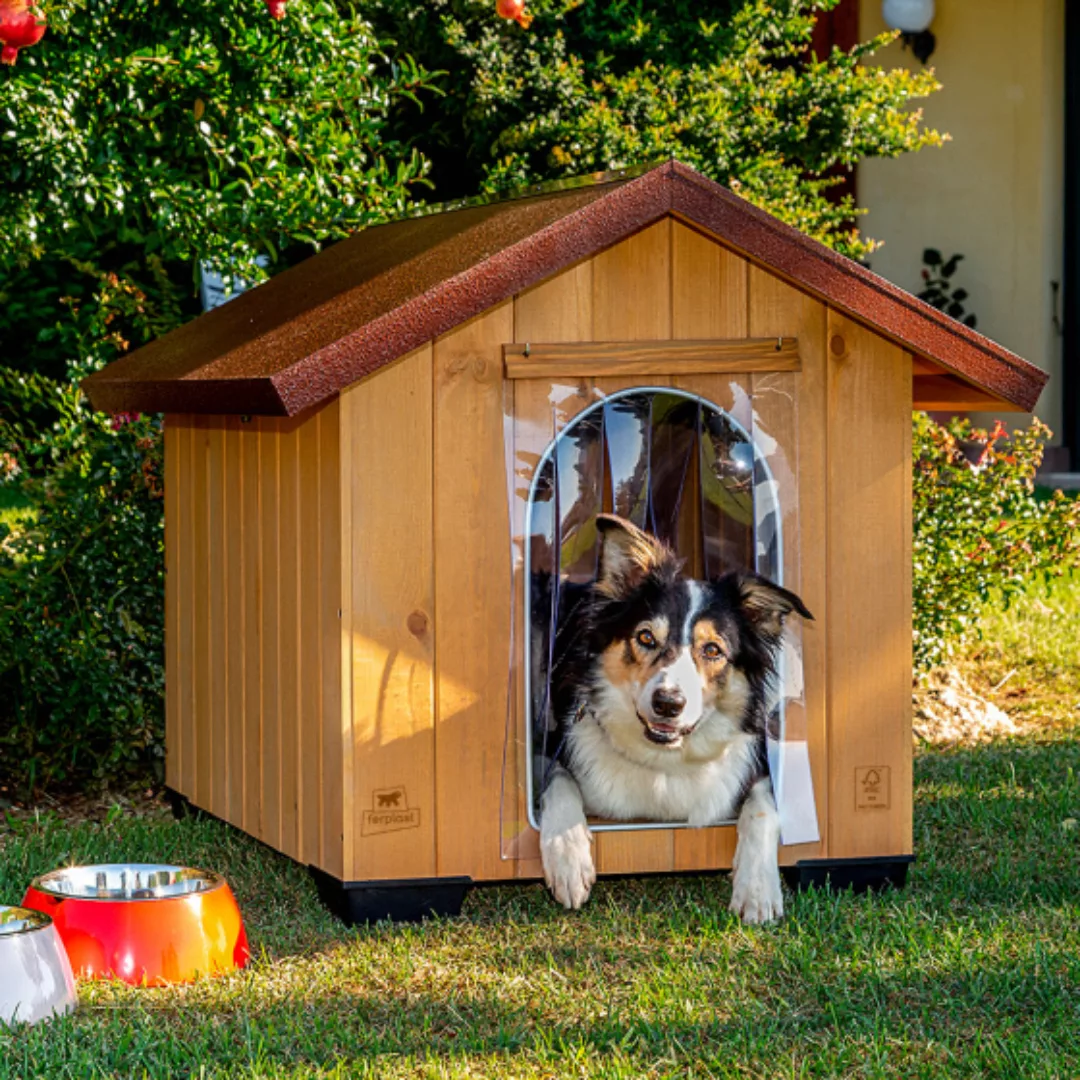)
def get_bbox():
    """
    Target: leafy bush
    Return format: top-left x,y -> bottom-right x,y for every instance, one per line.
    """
1,1 -> 432,280
369,0 -> 944,260
0,0 -> 434,387
912,412 -> 1080,673
0,412 -> 164,797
